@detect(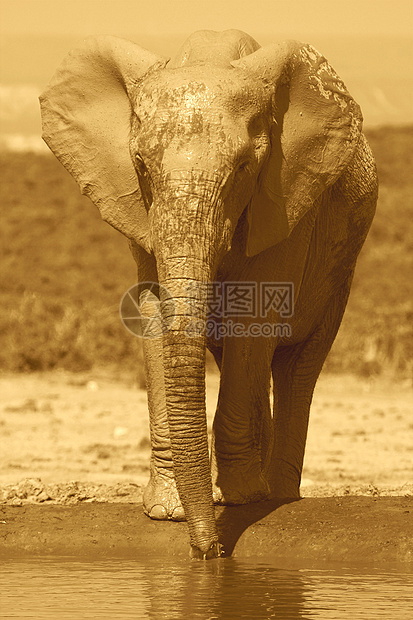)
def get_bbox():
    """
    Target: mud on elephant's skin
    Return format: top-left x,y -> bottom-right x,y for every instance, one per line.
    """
40,29 -> 378,559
